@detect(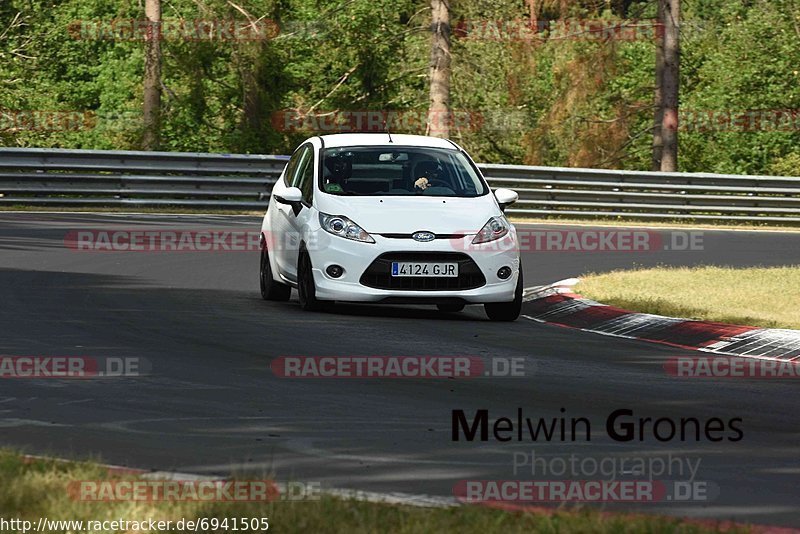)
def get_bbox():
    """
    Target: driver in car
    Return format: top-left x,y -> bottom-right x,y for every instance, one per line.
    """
413,160 -> 444,192
324,151 -> 353,193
